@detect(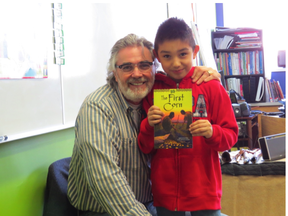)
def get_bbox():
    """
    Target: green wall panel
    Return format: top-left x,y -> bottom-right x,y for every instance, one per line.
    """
0,128 -> 75,216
